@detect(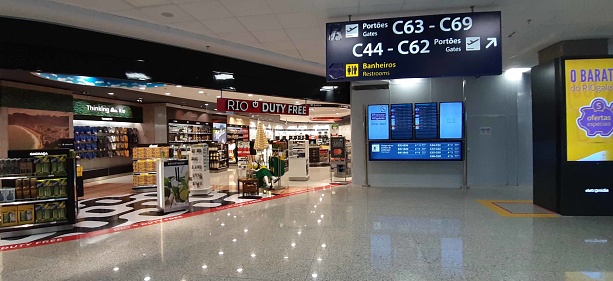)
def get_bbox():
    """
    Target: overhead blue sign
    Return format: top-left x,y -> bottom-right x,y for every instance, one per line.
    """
33,73 -> 165,89
326,11 -> 501,81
